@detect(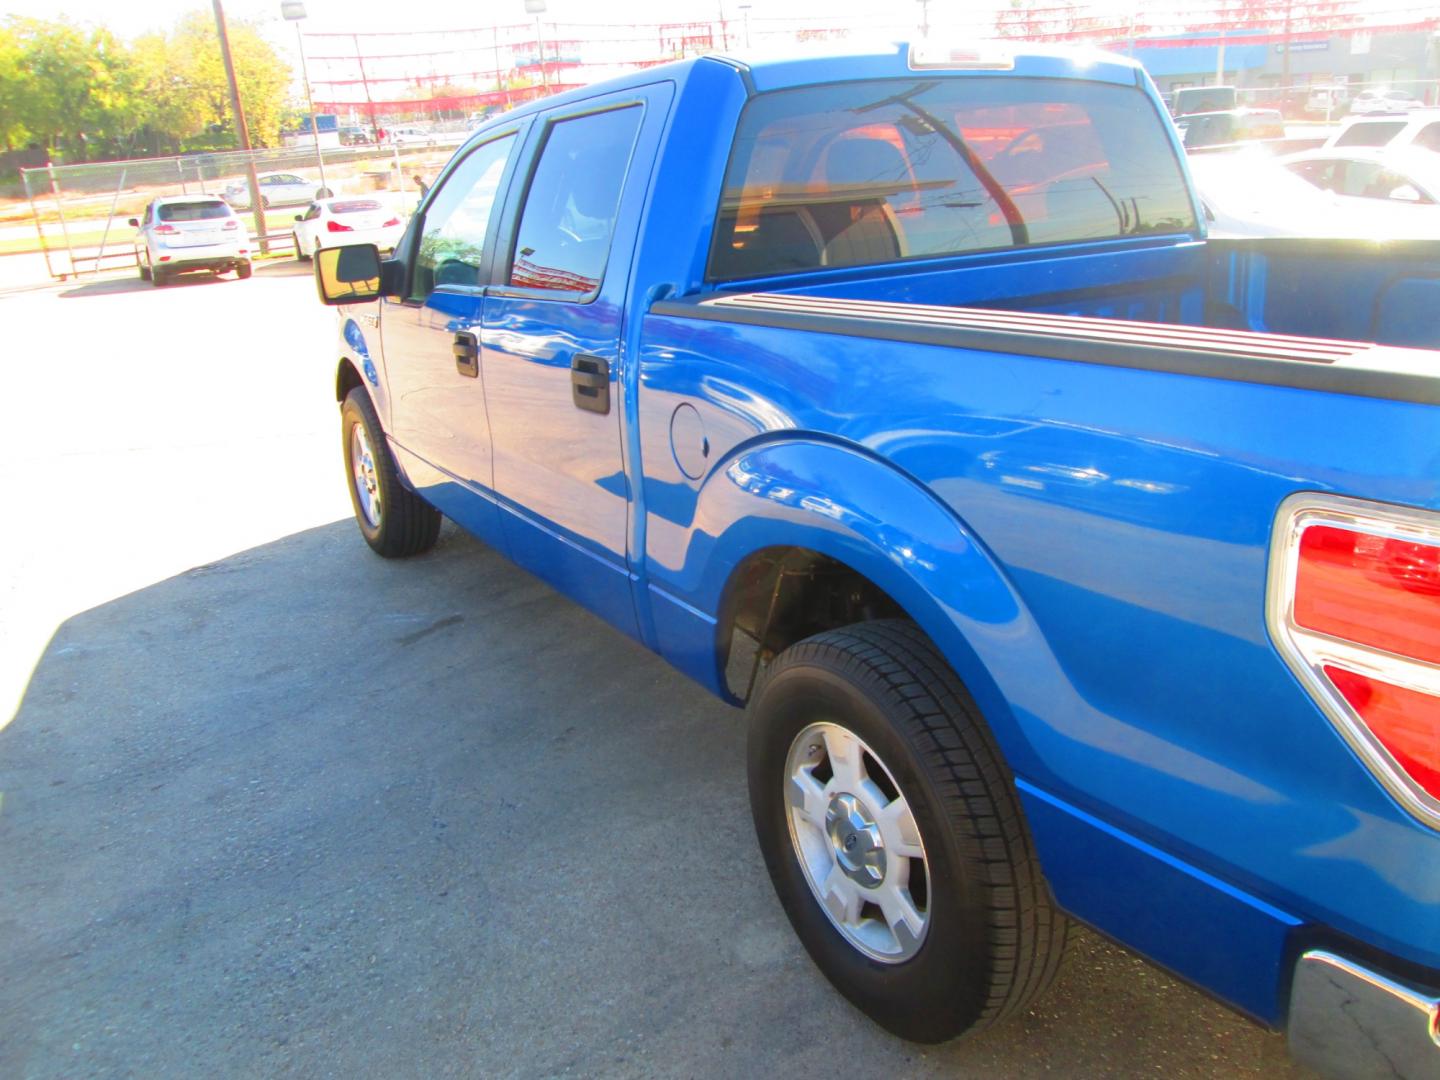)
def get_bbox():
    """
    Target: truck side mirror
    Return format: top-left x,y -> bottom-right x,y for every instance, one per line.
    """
127,218 -> 139,228
315,244 -> 383,305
